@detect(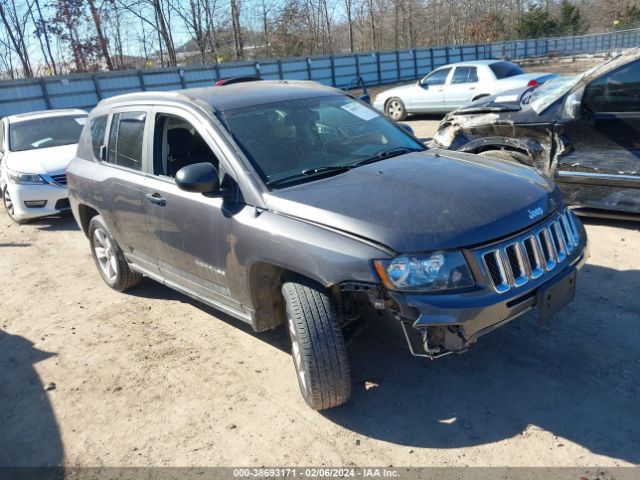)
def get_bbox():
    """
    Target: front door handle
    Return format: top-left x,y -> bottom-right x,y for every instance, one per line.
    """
469,86 -> 477,90
145,193 -> 166,206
